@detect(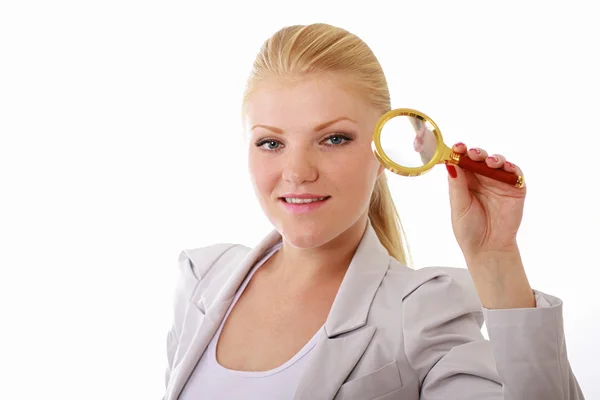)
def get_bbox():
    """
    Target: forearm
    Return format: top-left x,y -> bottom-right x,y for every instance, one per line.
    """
465,248 -> 536,309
